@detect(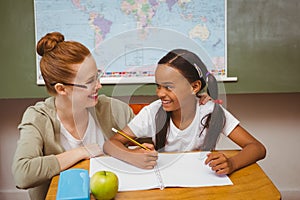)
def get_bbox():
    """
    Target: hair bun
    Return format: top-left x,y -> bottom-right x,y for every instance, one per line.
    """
36,32 -> 65,56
